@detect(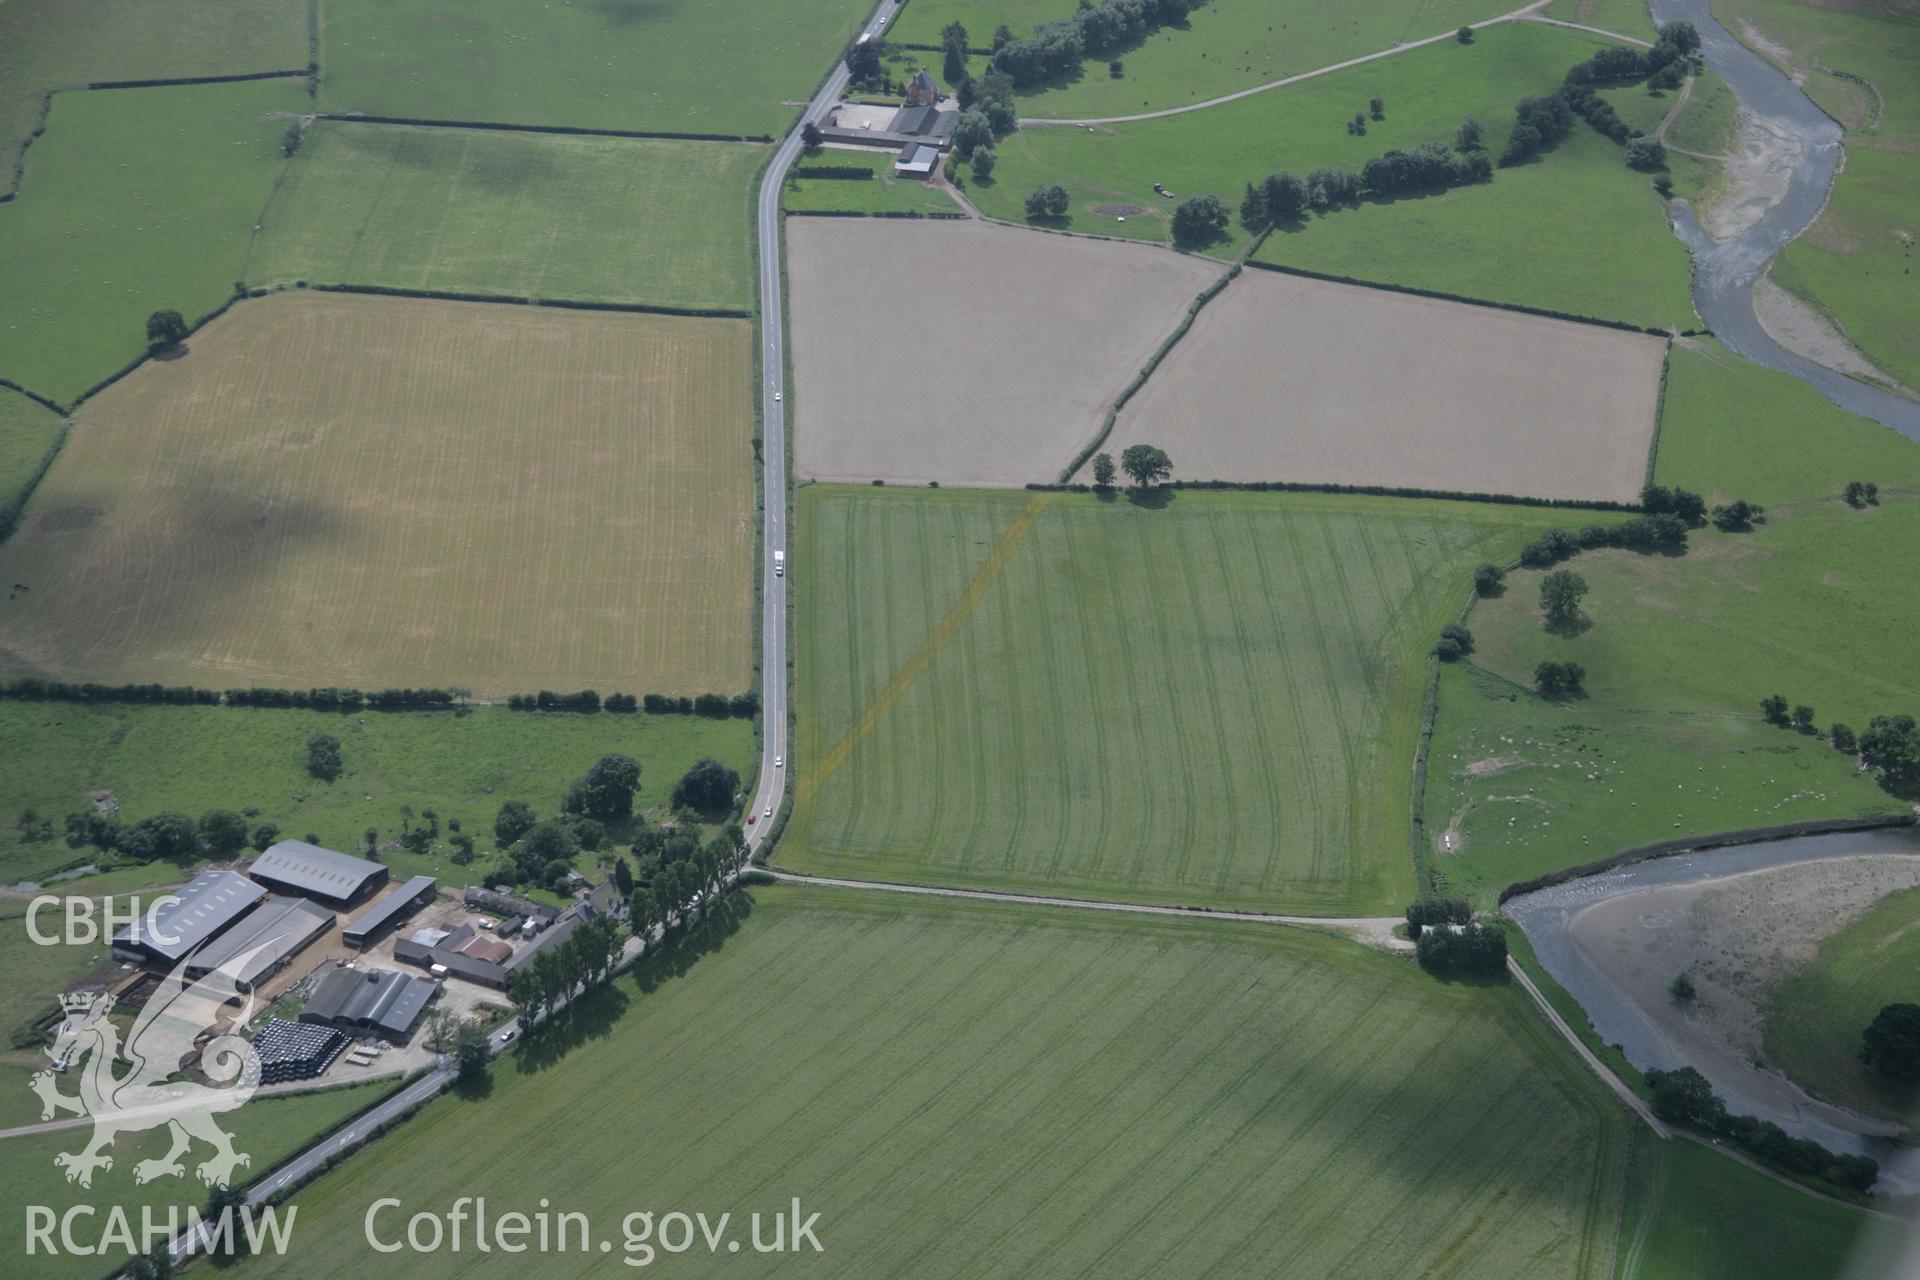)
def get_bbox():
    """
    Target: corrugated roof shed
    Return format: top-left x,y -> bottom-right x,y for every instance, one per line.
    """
249,840 -> 388,904
342,876 -> 439,947
112,870 -> 267,964
302,966 -> 437,1038
186,897 -> 334,988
